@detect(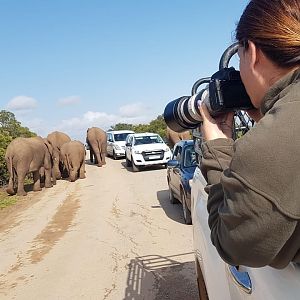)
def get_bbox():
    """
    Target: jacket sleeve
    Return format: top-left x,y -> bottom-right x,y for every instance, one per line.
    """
201,138 -> 298,268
